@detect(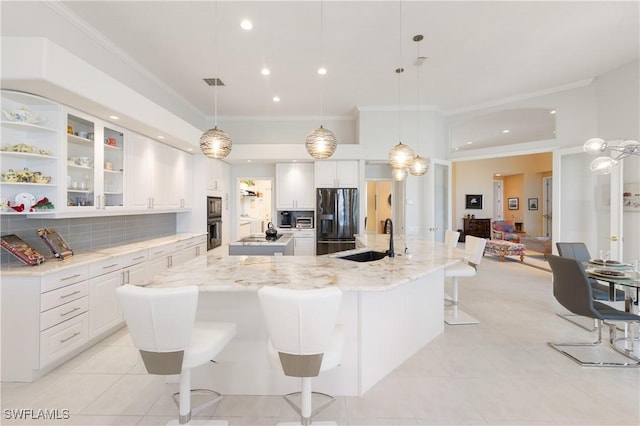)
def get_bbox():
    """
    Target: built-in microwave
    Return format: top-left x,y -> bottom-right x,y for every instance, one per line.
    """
207,196 -> 222,218
295,216 -> 314,229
